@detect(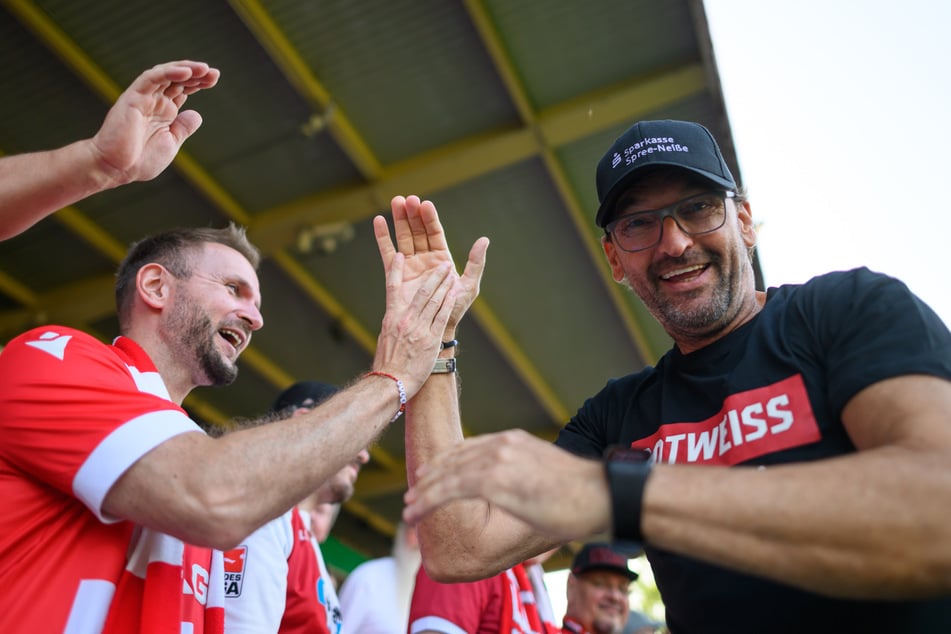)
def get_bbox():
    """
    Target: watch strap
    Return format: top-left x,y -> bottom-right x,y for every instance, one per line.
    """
603,447 -> 653,543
